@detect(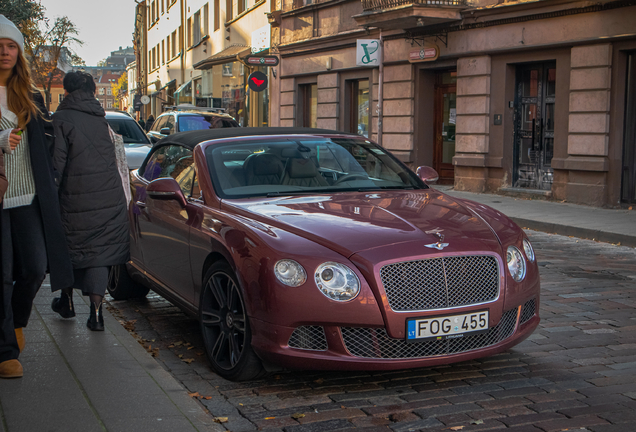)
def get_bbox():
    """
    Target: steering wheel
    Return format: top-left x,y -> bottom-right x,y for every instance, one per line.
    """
333,173 -> 369,185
